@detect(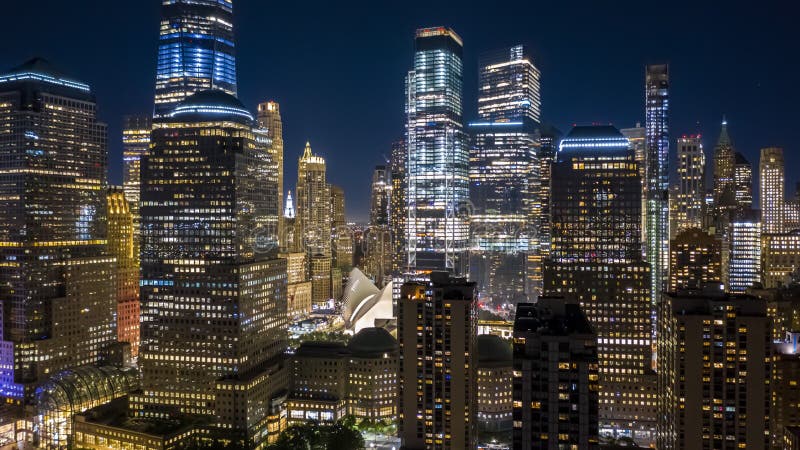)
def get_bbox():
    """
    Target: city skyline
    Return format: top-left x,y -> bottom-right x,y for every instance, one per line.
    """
2,1 -> 797,221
